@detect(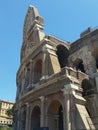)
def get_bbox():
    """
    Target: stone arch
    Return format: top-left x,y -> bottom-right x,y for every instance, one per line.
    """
30,101 -> 41,114
33,59 -> 42,83
92,48 -> 98,72
81,79 -> 94,96
56,45 -> 69,68
47,100 -> 64,130
30,105 -> 41,129
73,58 -> 85,73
